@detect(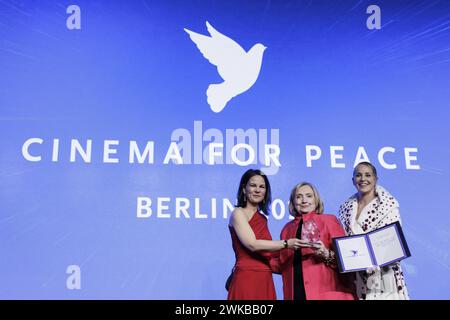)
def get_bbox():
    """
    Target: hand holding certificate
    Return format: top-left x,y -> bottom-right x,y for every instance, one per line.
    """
332,222 -> 411,273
